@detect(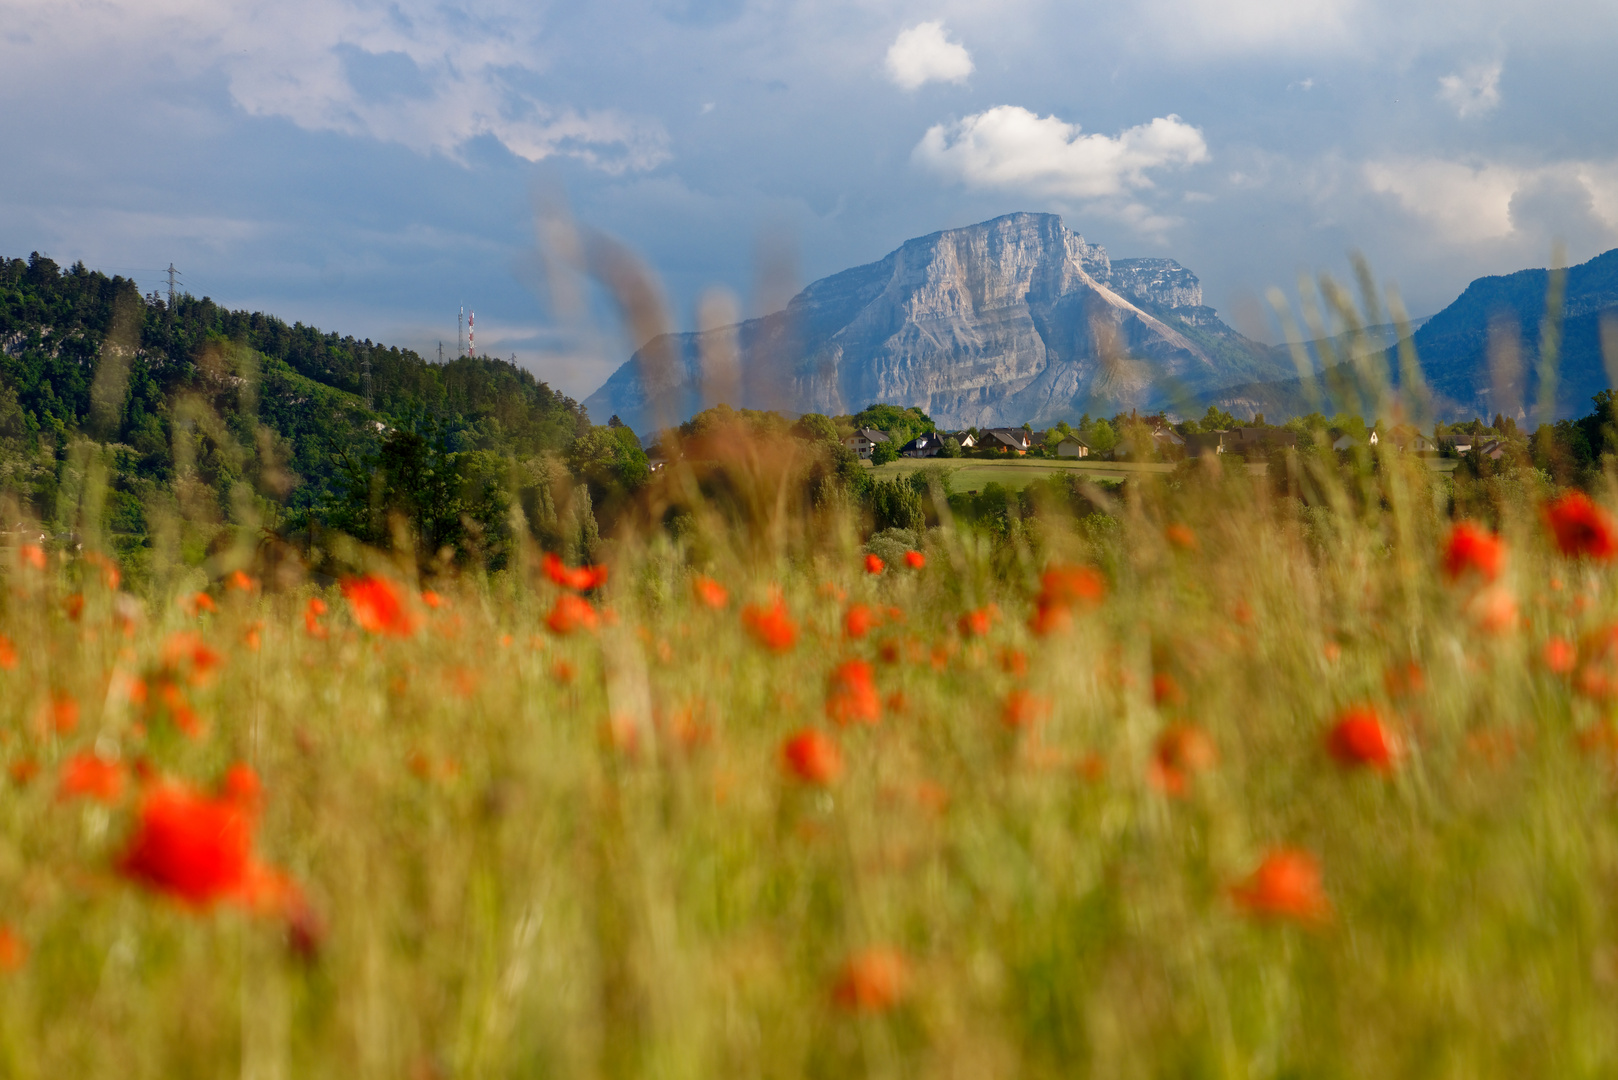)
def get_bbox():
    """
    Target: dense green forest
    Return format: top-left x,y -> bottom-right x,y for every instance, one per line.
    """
0,253 -> 595,580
